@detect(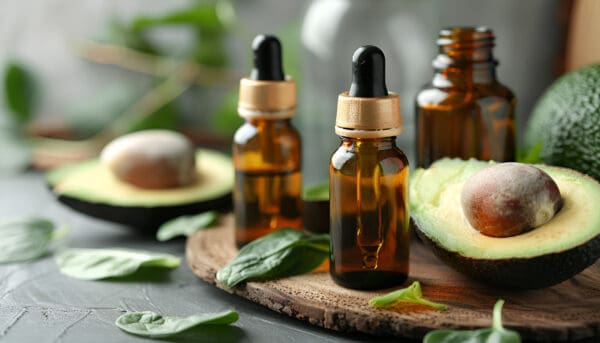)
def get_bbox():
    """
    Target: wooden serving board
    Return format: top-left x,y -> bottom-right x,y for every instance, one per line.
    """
185,214 -> 600,342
